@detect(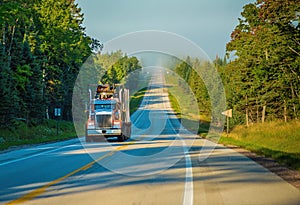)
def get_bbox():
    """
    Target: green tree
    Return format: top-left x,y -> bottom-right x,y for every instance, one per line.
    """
226,0 -> 300,123
174,57 -> 212,119
34,0 -> 93,120
100,53 -> 141,85
0,0 -> 96,126
0,0 -> 37,125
